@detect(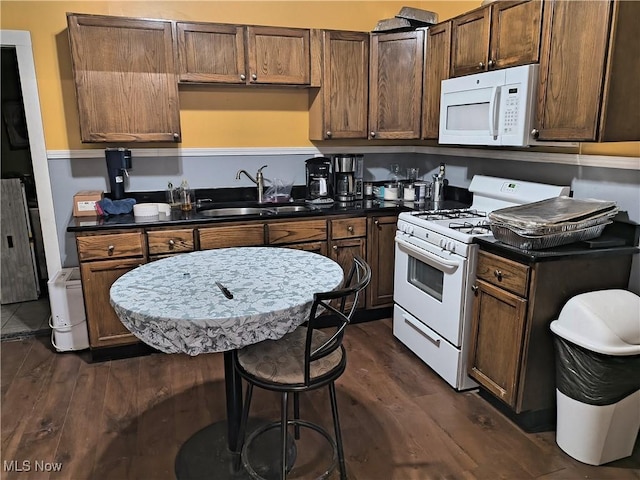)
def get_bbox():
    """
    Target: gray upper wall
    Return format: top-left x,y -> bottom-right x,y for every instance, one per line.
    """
50,151 -> 640,292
